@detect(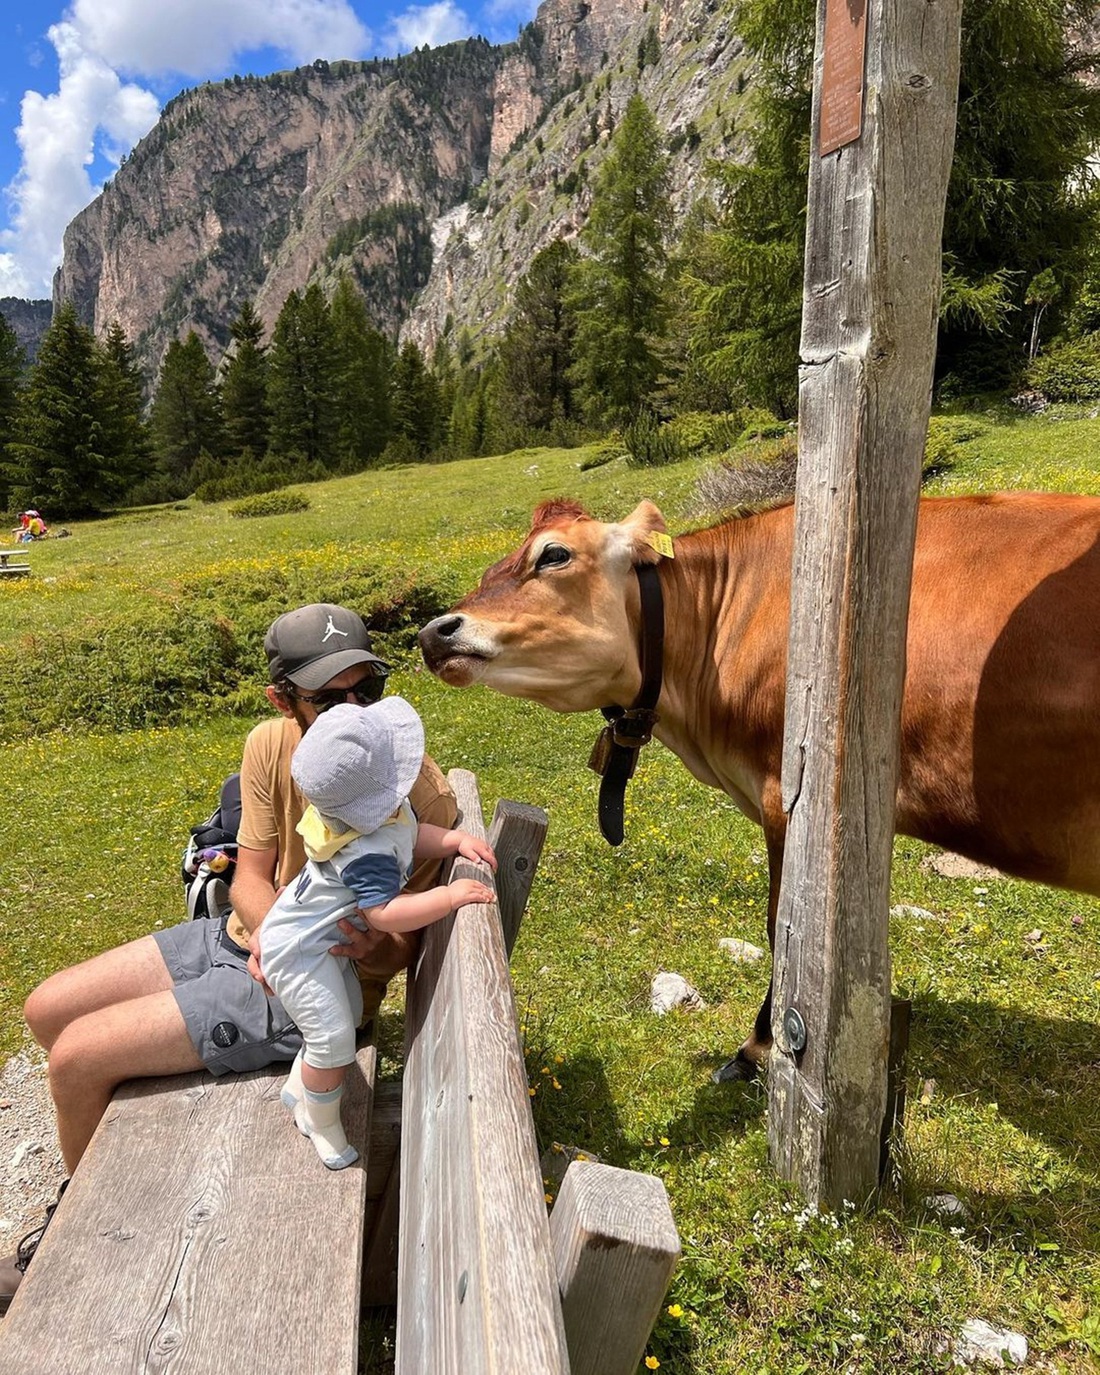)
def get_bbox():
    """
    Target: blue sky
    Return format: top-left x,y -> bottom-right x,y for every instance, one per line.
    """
0,0 -> 535,301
